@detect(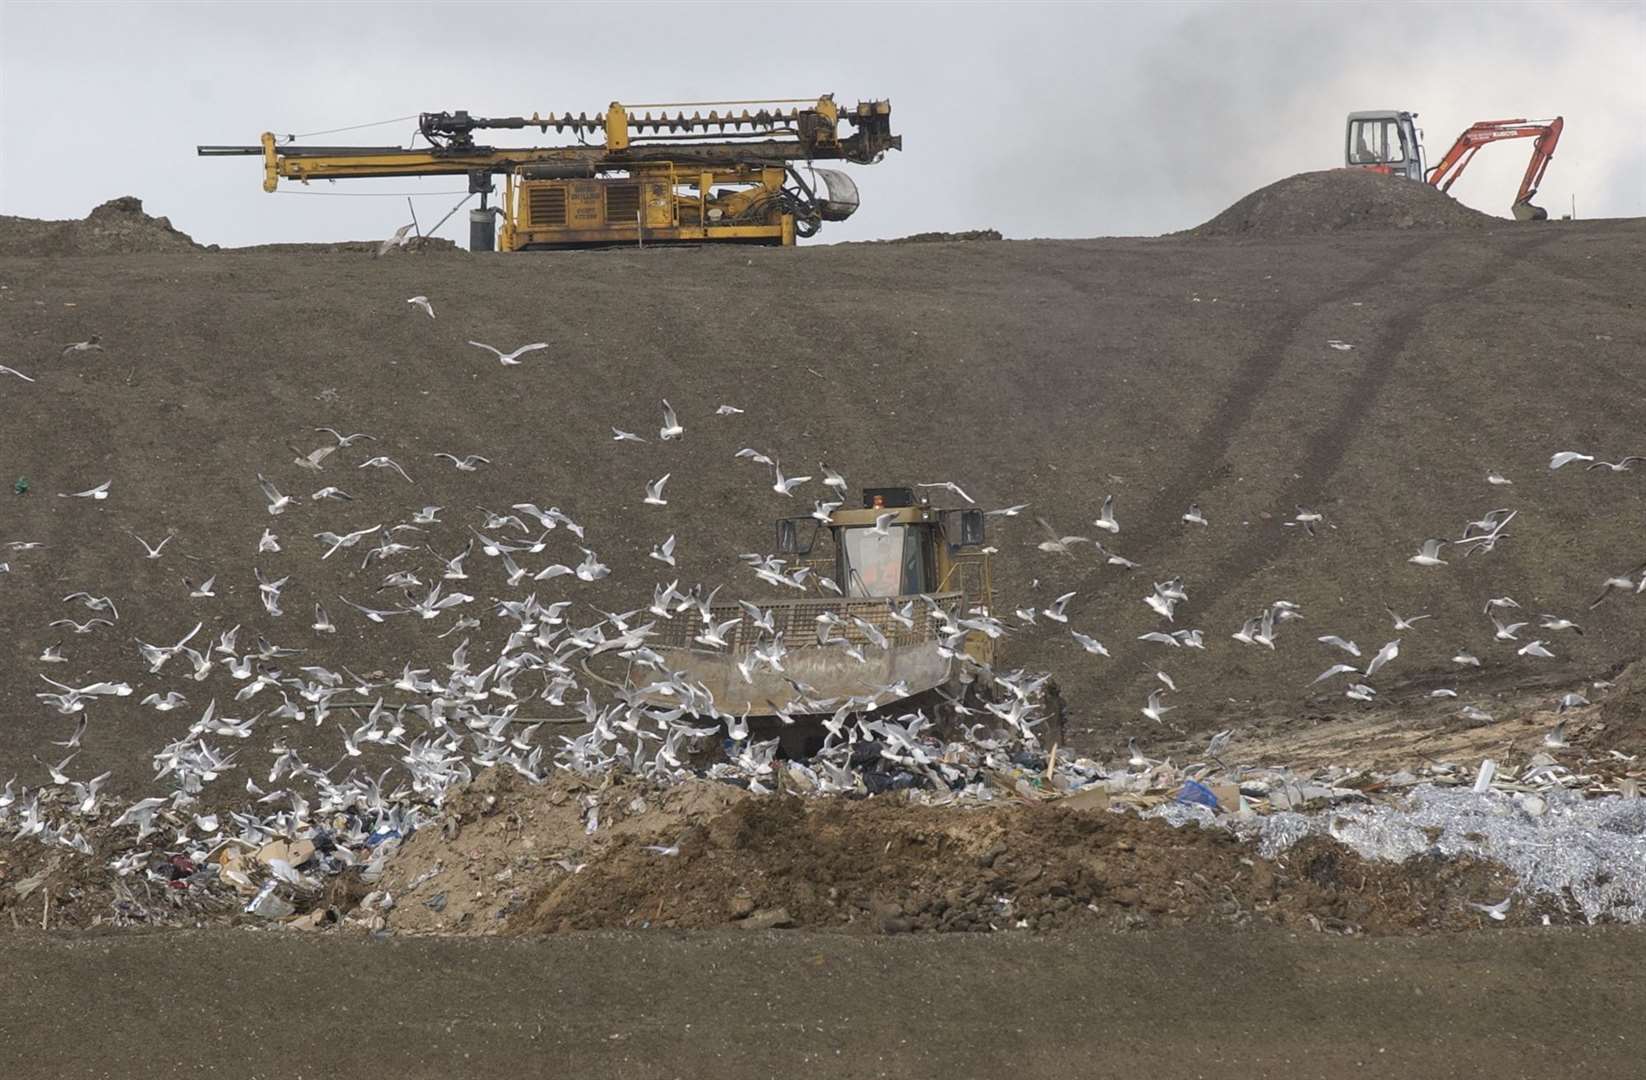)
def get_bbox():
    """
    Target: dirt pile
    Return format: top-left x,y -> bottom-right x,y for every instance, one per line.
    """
0,197 -> 201,256
367,771 -> 1524,937
876,229 -> 1003,244
1189,169 -> 1496,237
